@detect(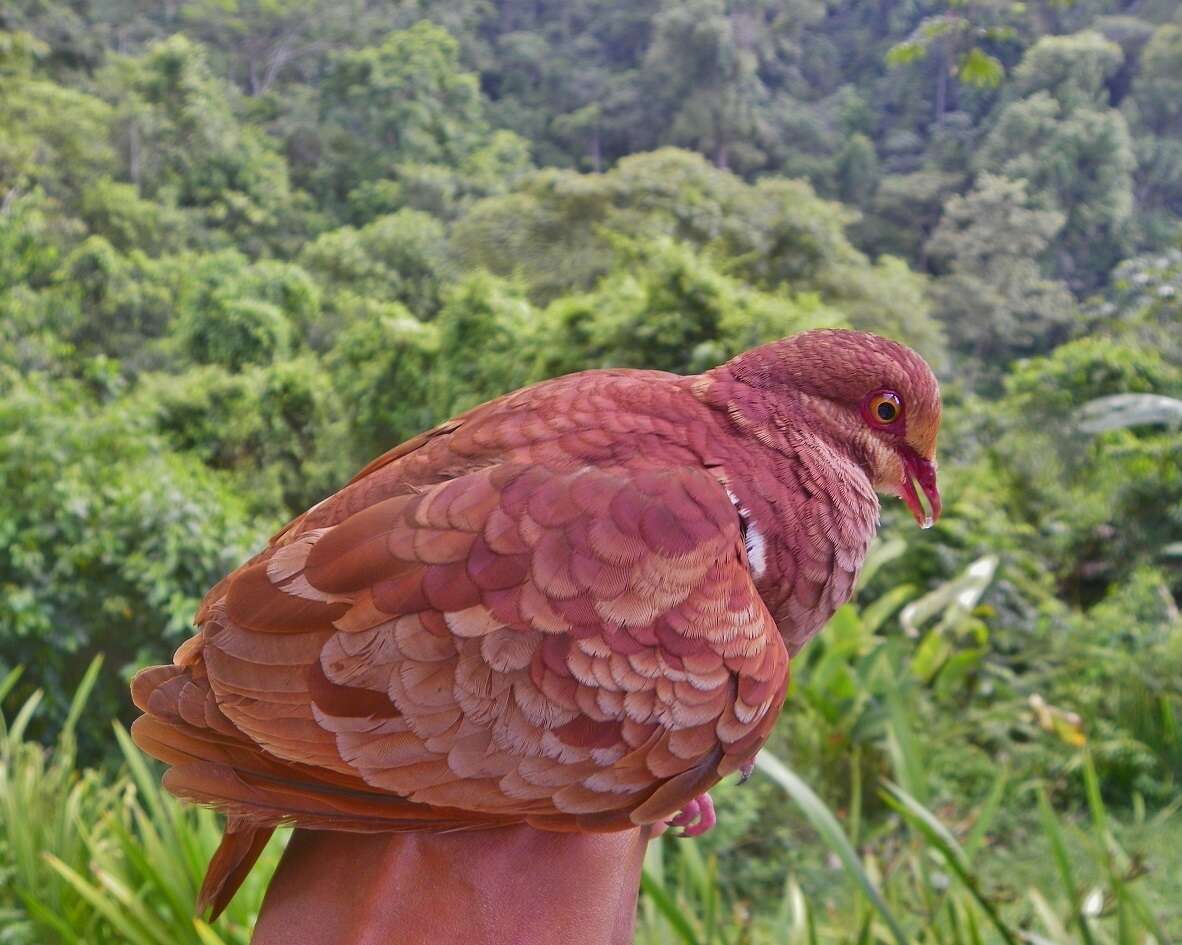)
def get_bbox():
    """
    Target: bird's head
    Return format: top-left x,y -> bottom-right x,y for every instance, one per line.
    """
723,329 -> 942,528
